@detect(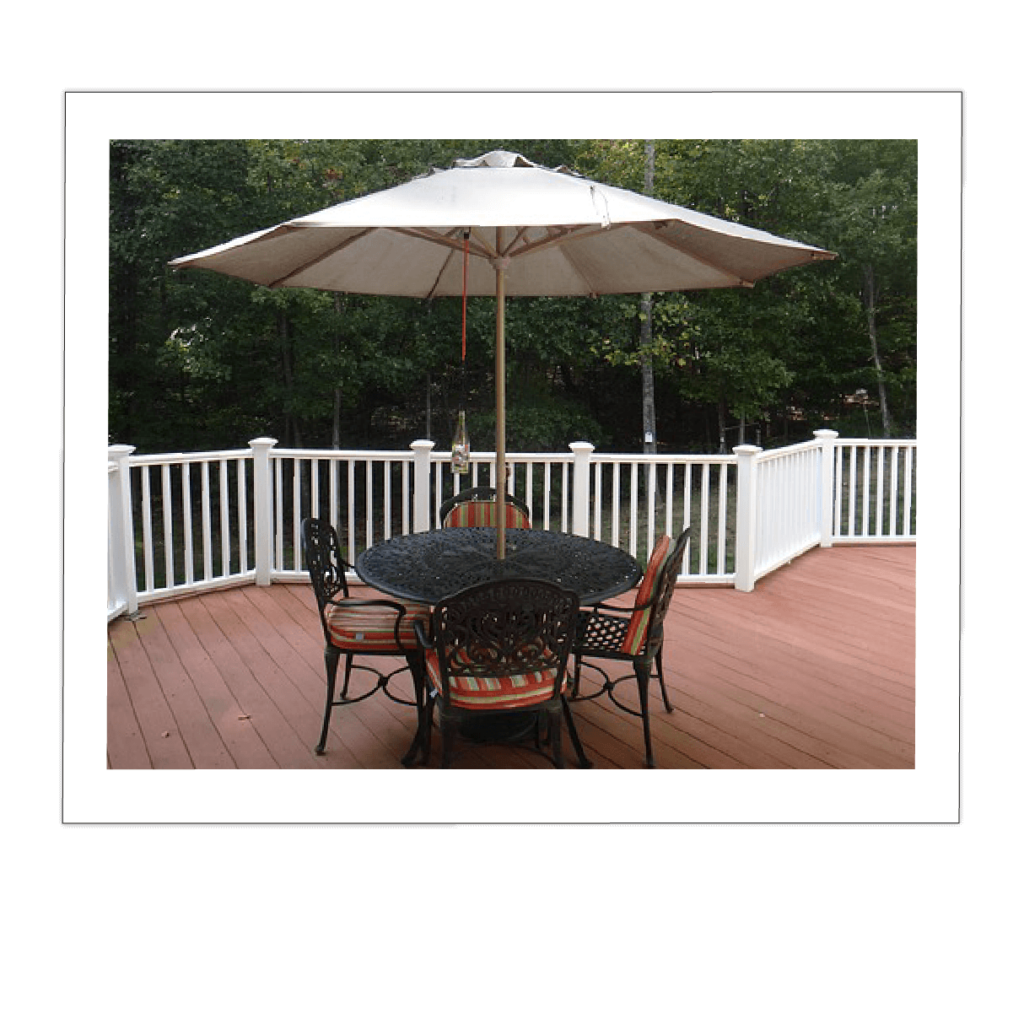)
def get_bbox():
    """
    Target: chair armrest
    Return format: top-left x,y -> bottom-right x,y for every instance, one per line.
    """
413,619 -> 434,651
325,596 -> 409,616
583,596 -> 639,616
